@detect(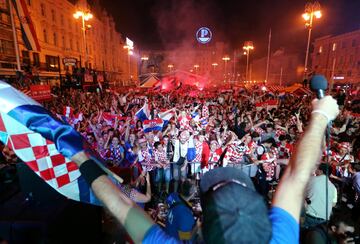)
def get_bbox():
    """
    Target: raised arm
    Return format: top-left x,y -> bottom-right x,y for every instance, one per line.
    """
272,96 -> 339,222
71,152 -> 154,243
